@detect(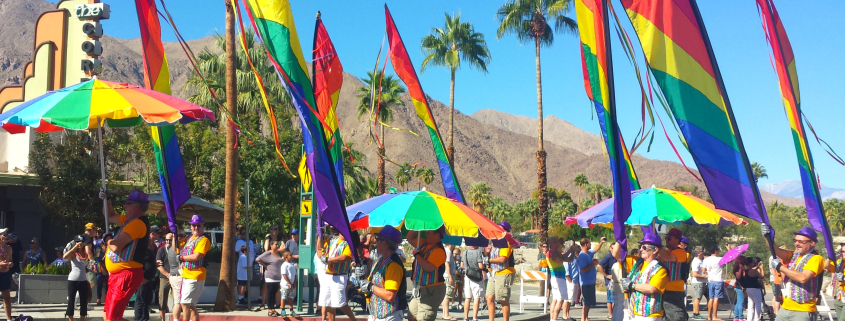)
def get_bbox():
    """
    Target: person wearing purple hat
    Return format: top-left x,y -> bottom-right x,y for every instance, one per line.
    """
657,228 -> 690,321
179,215 -> 211,321
485,221 -> 515,321
102,189 -> 151,321
621,232 -> 668,321
367,225 -> 407,321
762,224 -> 825,321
